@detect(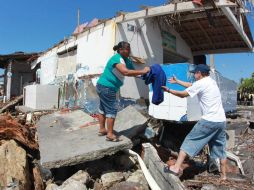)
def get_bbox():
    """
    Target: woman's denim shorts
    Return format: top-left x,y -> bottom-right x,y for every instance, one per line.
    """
181,119 -> 227,159
96,83 -> 118,118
